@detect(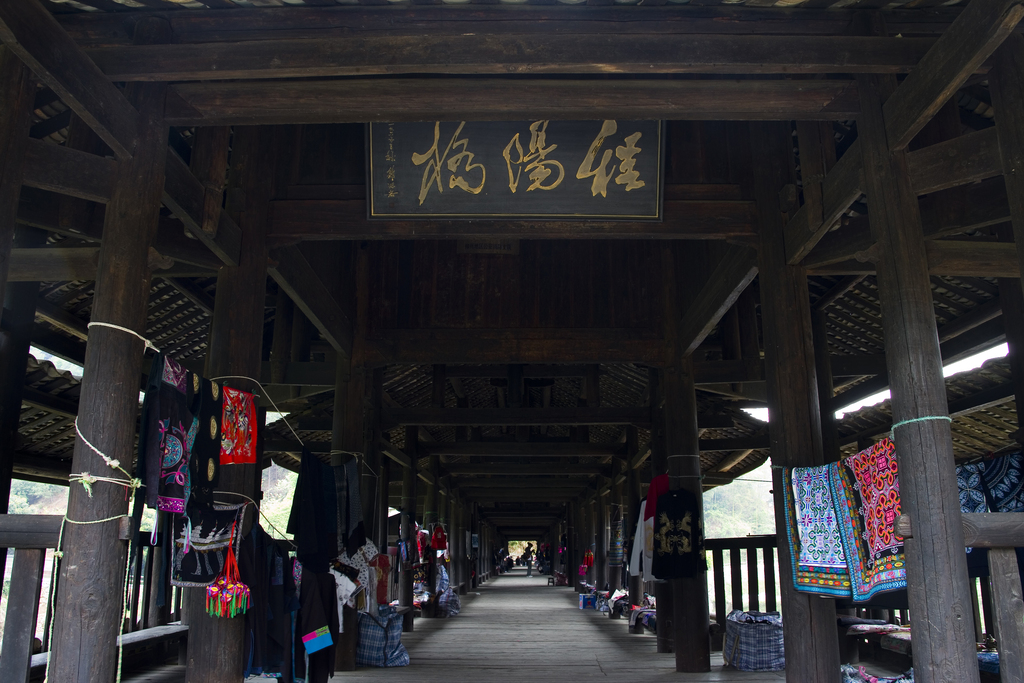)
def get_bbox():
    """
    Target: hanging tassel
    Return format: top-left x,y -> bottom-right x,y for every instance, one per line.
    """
205,521 -> 250,618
